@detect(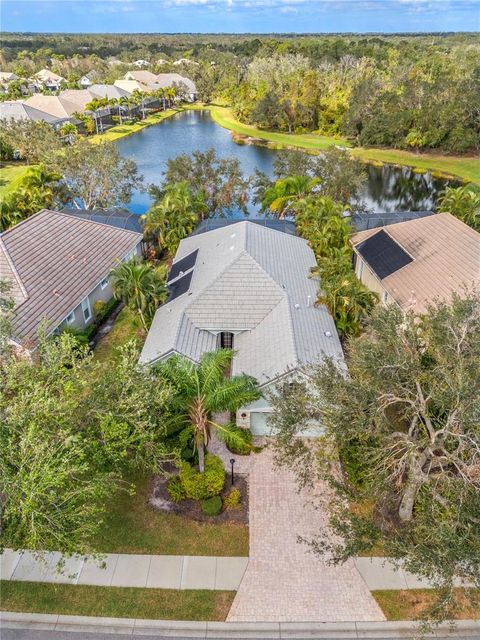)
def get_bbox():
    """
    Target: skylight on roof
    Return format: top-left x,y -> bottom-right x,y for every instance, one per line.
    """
357,230 -> 413,280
